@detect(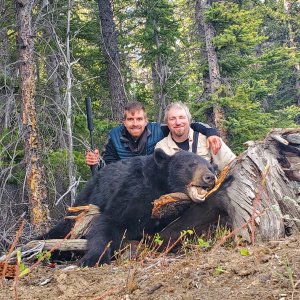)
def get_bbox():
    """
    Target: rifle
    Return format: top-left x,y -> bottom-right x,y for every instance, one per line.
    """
85,96 -> 97,176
